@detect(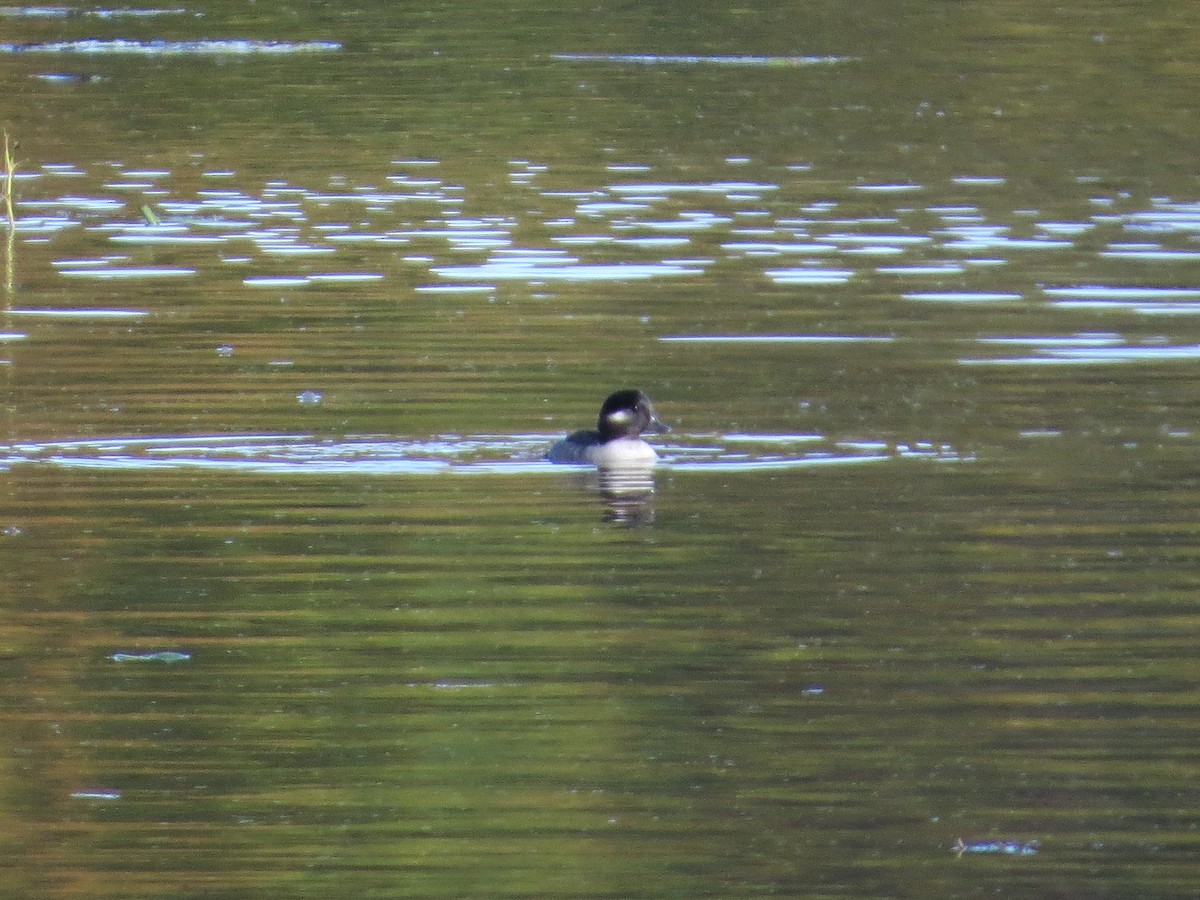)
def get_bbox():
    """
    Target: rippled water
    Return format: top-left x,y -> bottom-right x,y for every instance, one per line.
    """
3,1 -> 1200,898
0,430 -> 964,475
